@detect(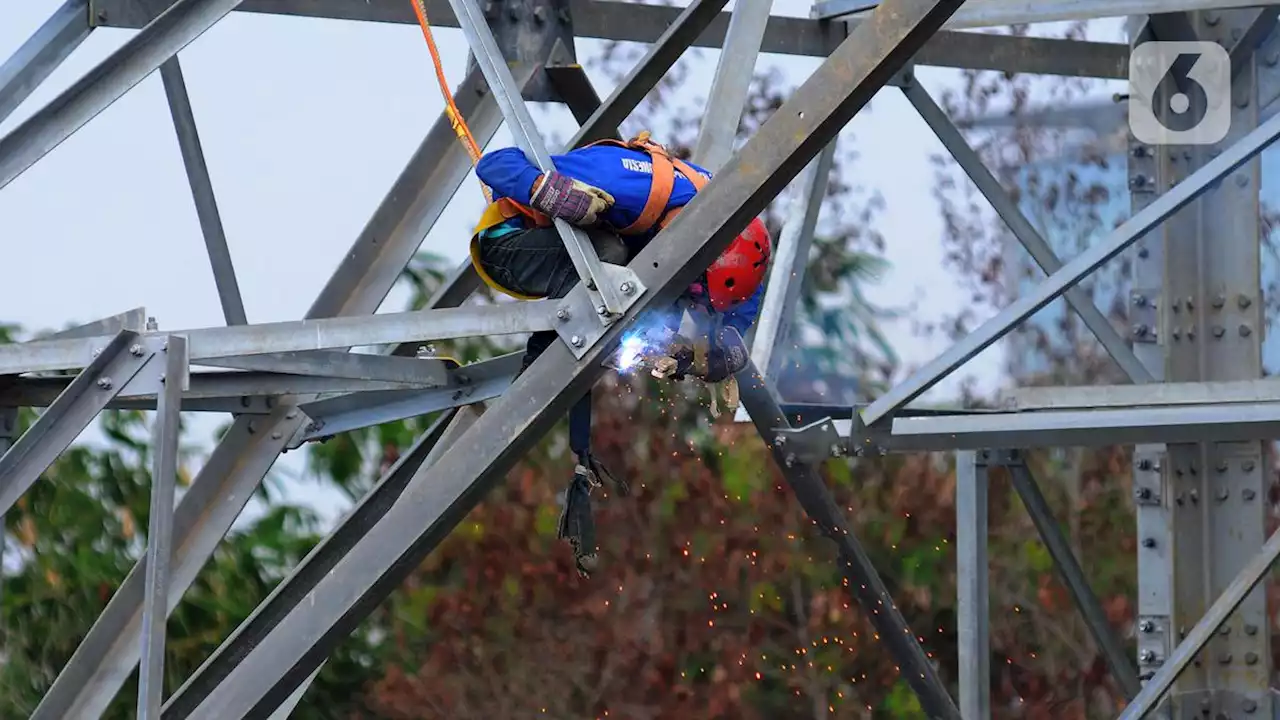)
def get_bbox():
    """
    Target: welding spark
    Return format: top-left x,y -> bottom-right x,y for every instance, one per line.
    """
616,334 -> 648,373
